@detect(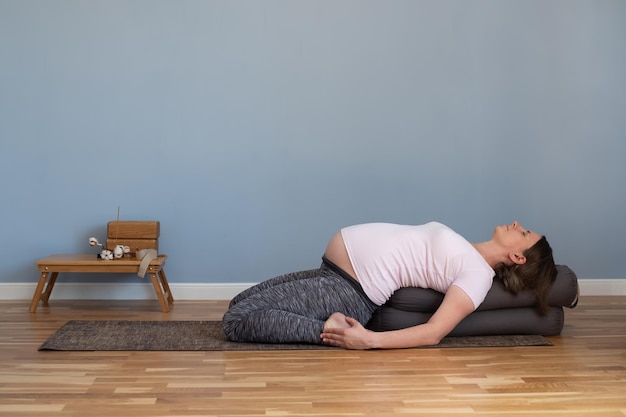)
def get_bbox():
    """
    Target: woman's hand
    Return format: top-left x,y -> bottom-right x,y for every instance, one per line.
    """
322,286 -> 476,350
320,317 -> 376,350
